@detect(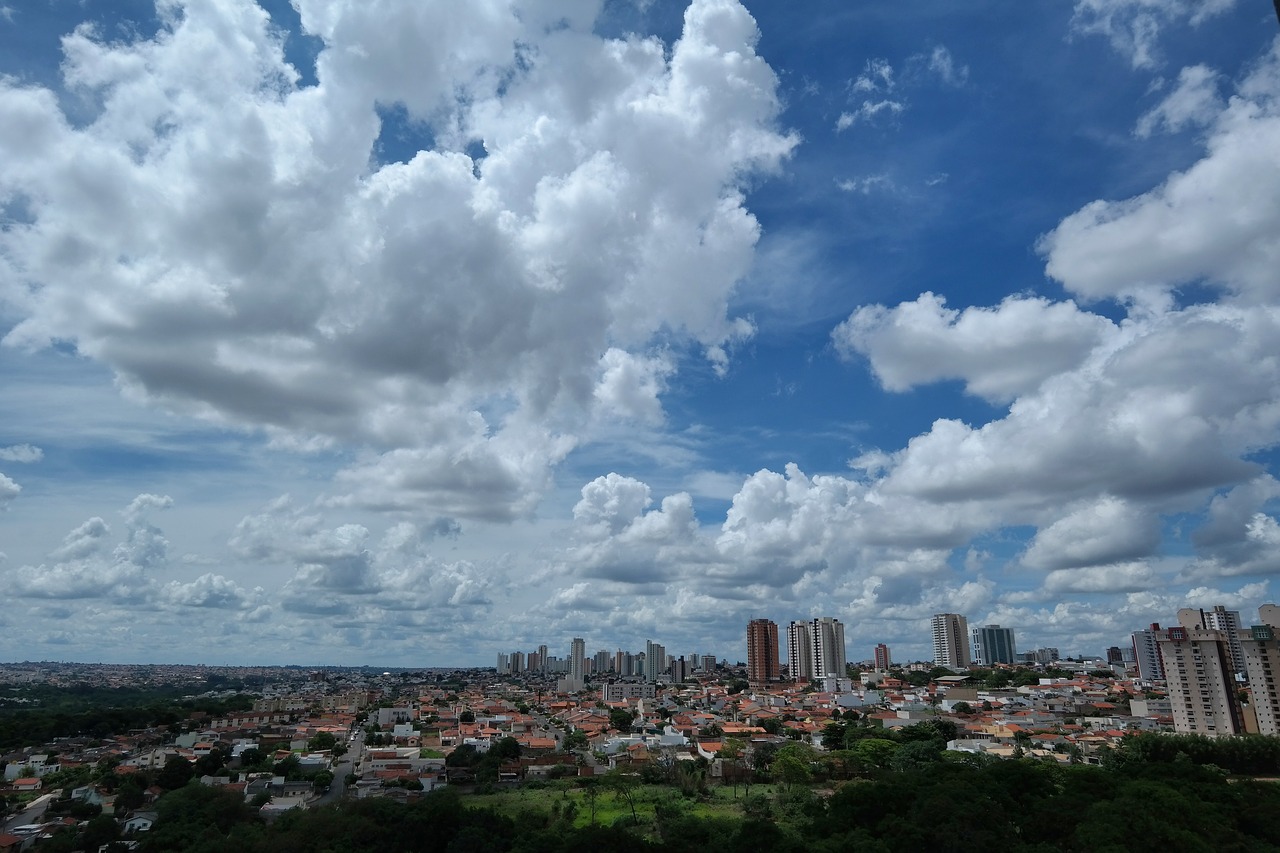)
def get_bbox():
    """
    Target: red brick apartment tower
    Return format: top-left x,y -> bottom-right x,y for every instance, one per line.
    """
747,618 -> 781,685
